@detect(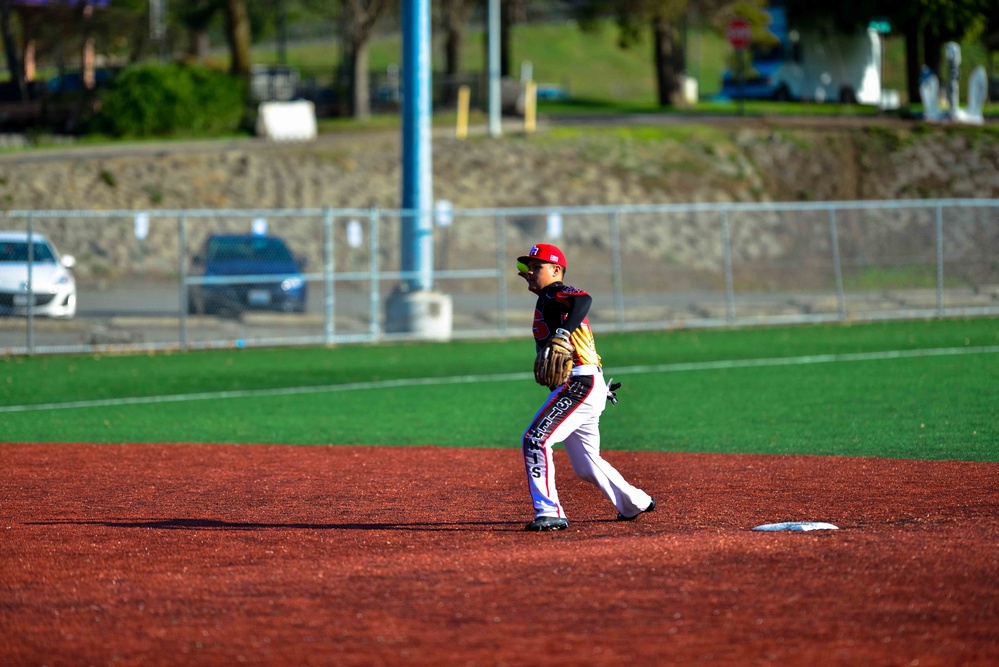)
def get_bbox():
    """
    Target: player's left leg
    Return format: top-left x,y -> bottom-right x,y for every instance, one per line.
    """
563,389 -> 653,519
